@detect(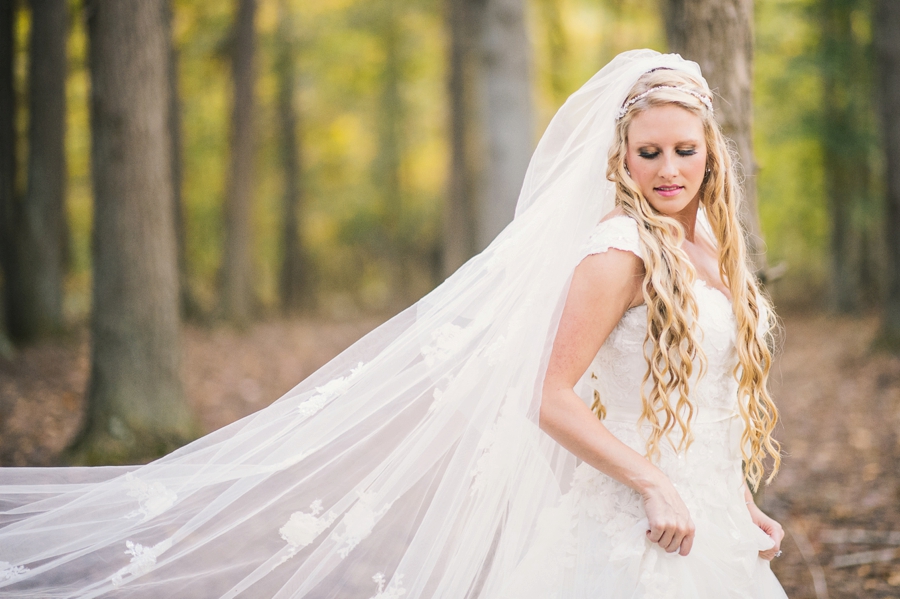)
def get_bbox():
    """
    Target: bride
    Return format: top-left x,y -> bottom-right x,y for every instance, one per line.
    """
0,50 -> 787,598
